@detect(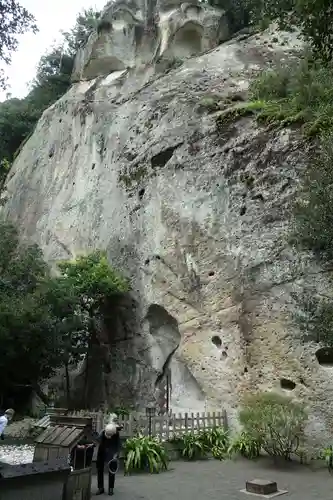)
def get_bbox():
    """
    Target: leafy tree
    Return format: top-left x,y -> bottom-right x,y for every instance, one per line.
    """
0,7 -> 100,165
0,222 -> 63,407
0,0 -> 37,89
62,8 -> 100,55
42,277 -> 89,407
55,250 -> 130,407
244,0 -> 333,61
